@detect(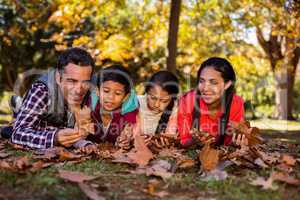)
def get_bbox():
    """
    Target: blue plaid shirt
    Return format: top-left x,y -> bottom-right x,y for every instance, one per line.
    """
11,82 -> 62,149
